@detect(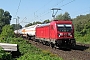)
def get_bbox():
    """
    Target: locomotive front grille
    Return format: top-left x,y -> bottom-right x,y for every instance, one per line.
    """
64,33 -> 67,37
